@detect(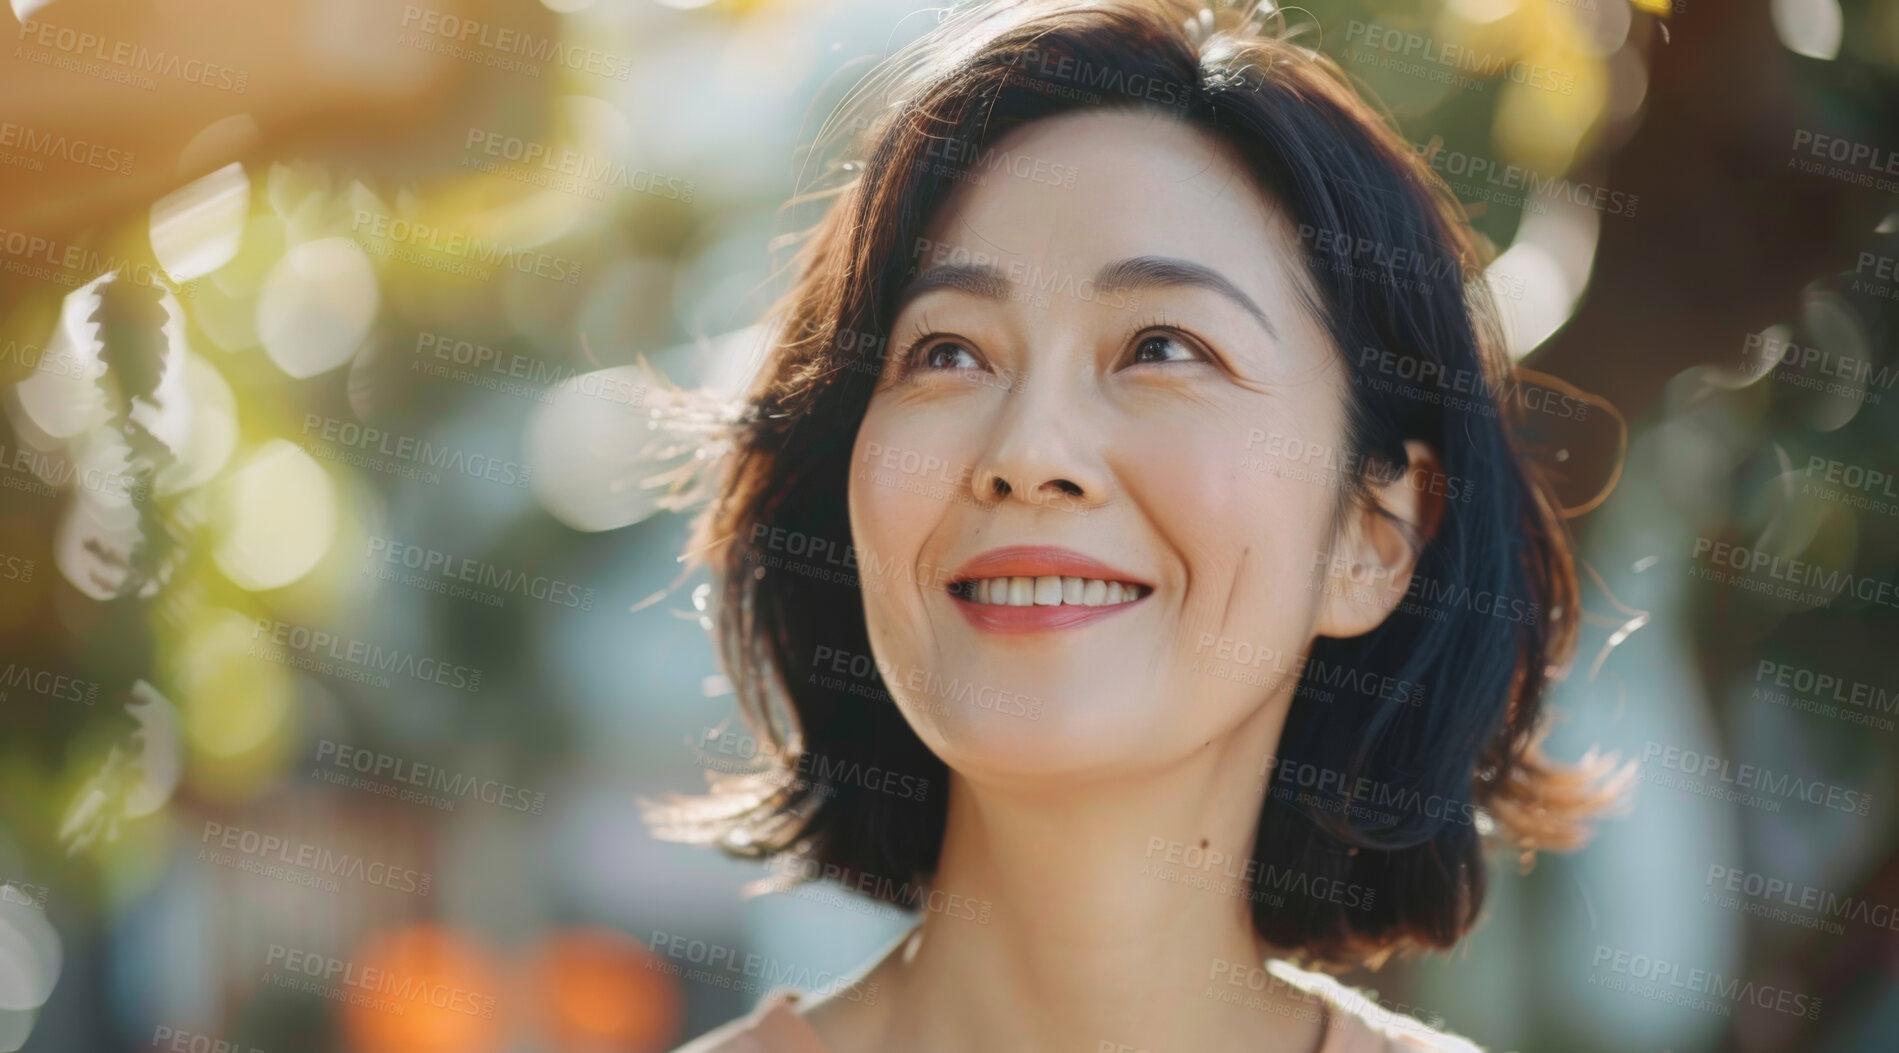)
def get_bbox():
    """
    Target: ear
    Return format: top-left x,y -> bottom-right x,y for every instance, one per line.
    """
1313,440 -> 1448,639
